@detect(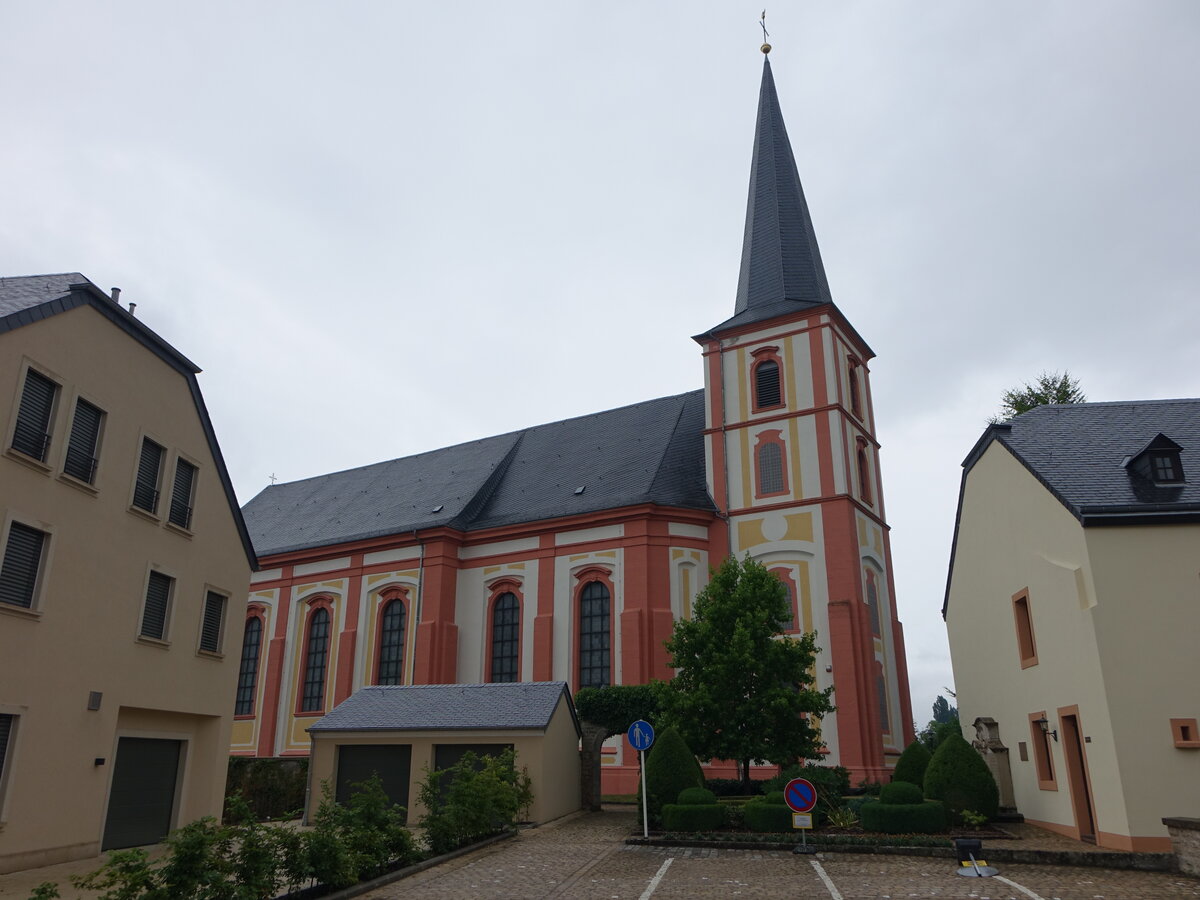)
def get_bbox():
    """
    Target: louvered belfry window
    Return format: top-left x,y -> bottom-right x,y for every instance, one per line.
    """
490,592 -> 519,683
64,399 -> 103,483
169,459 -> 197,529
754,359 -> 782,410
579,582 -> 610,689
140,571 -> 173,640
235,617 -> 262,715
301,608 -> 331,712
133,438 -> 165,513
376,599 -> 406,685
199,591 -> 225,653
11,369 -> 57,461
1,522 -> 47,609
